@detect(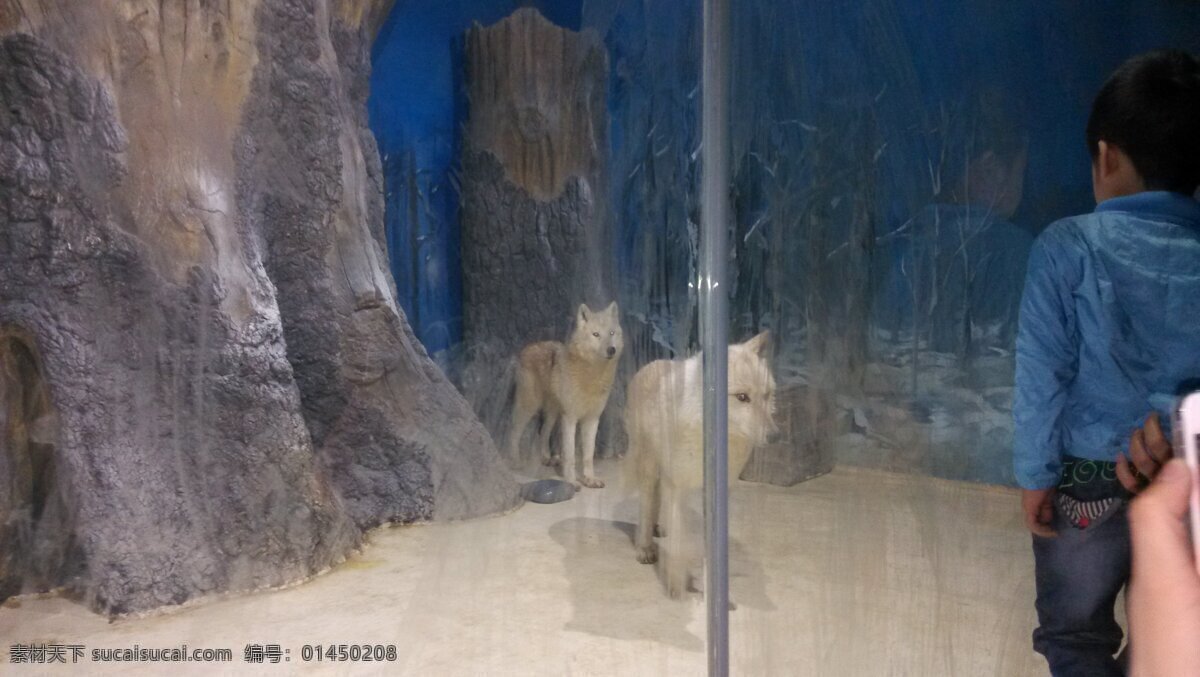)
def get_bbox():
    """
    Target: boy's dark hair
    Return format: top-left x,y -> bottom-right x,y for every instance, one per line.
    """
1086,49 -> 1200,194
